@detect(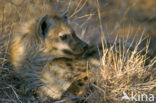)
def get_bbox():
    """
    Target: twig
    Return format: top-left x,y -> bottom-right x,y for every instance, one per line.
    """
70,0 -> 88,18
91,83 -> 105,93
8,85 -> 22,103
